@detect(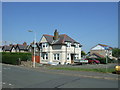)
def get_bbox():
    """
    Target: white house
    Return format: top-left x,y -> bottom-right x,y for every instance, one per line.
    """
38,30 -> 82,65
2,45 -> 16,52
90,44 -> 114,59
